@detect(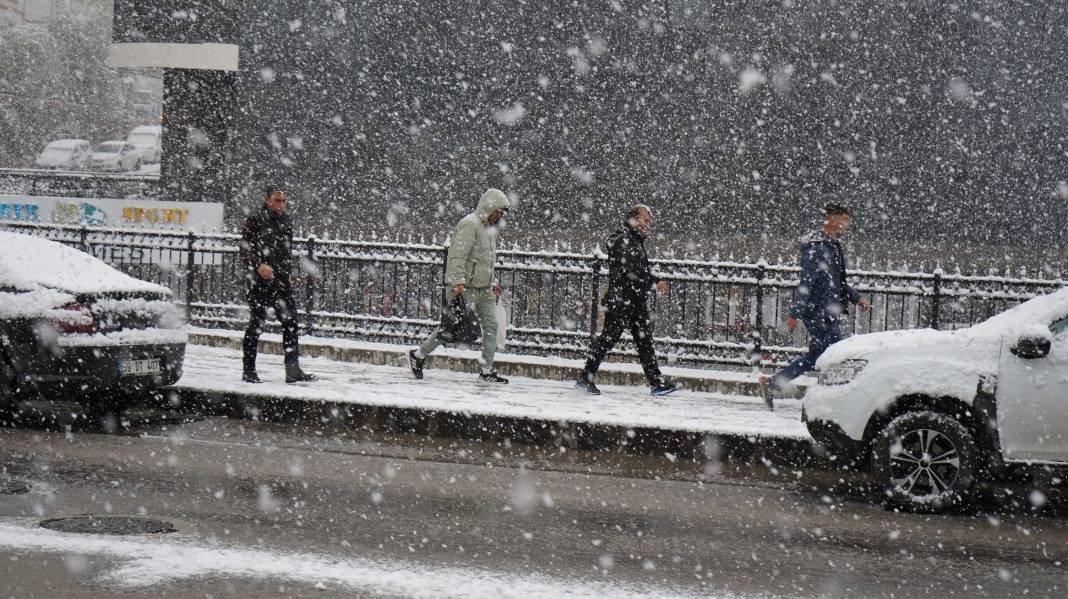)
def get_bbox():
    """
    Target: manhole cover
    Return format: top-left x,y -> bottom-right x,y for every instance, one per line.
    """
0,478 -> 30,495
40,516 -> 177,535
